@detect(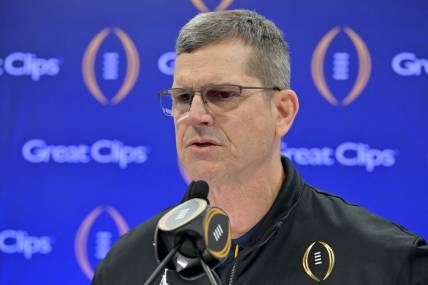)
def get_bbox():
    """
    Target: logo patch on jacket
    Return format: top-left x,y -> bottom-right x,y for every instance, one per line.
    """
302,241 -> 335,282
